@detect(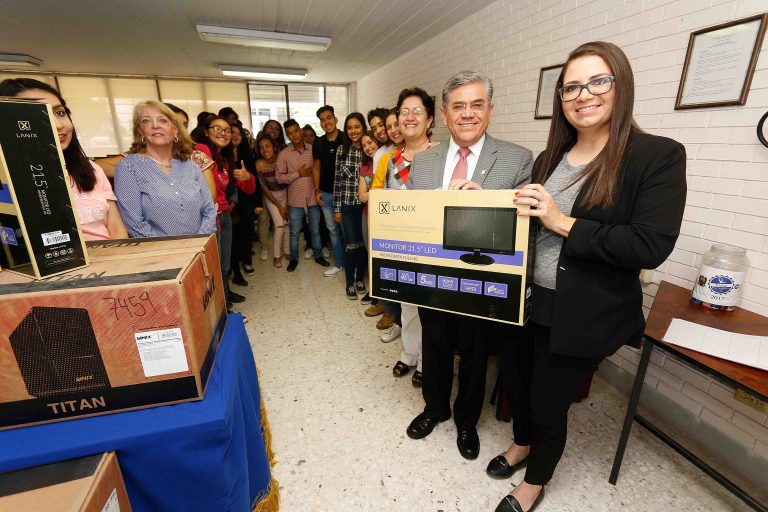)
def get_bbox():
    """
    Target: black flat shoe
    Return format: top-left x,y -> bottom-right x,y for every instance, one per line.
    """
228,292 -> 246,303
494,488 -> 544,512
406,412 -> 450,440
486,454 -> 529,479
457,428 -> 480,460
232,277 -> 248,286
